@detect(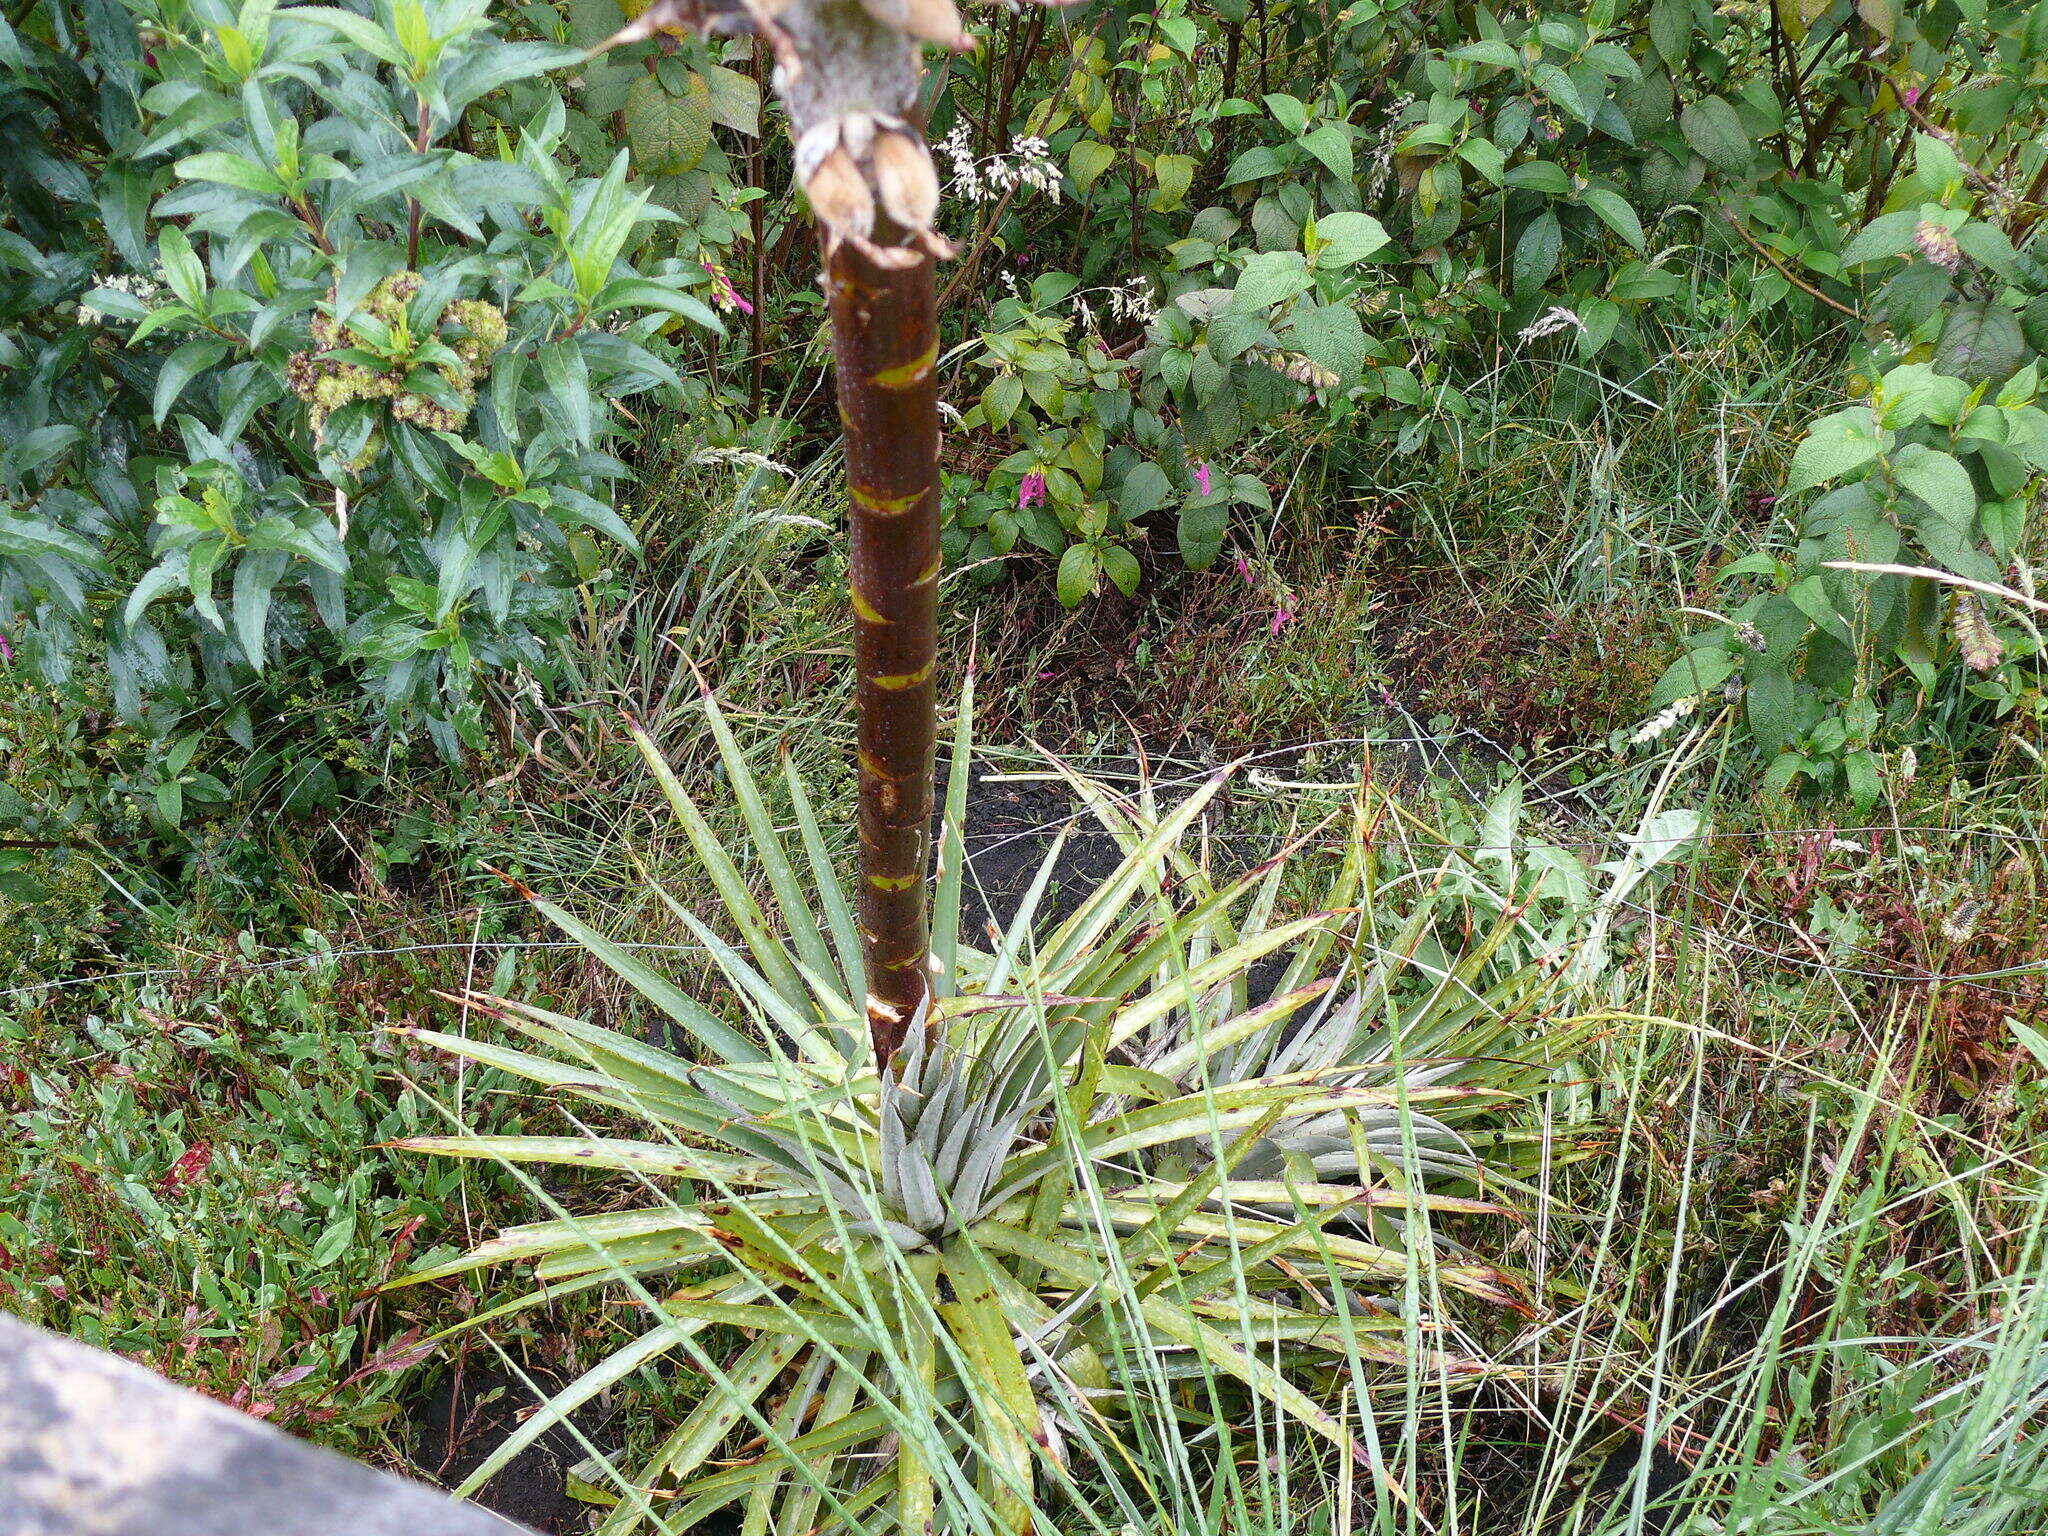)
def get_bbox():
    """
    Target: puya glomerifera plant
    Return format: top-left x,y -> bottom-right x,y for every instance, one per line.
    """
591,0 -> 1065,1068
396,693 -> 1593,1535
391,9 -> 1615,1530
